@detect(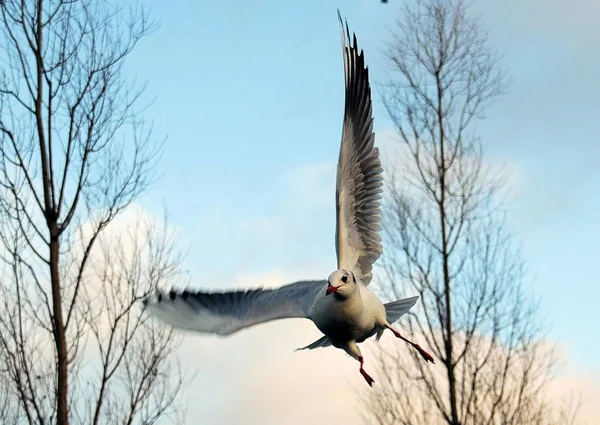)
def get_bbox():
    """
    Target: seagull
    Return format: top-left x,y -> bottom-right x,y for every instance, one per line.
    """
143,12 -> 434,387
